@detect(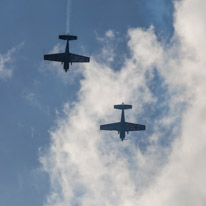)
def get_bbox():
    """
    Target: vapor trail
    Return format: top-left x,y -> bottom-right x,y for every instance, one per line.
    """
66,0 -> 72,34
